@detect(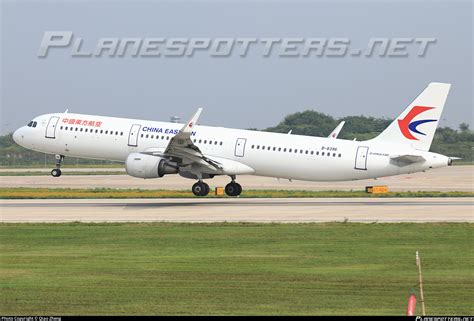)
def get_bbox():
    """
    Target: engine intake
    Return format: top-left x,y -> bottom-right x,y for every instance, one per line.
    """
125,153 -> 178,178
